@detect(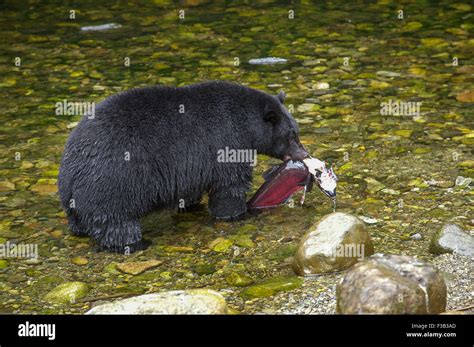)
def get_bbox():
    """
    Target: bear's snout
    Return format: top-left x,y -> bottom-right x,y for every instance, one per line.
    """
284,141 -> 309,161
